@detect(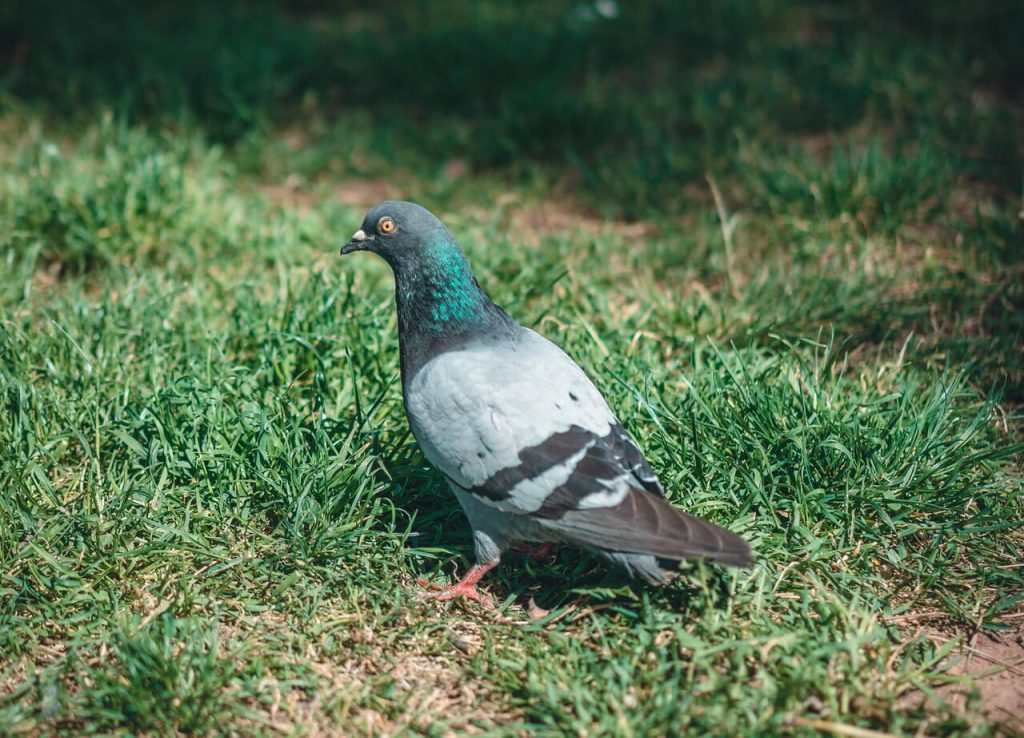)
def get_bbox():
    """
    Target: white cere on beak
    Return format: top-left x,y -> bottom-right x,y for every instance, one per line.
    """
350,229 -> 368,241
